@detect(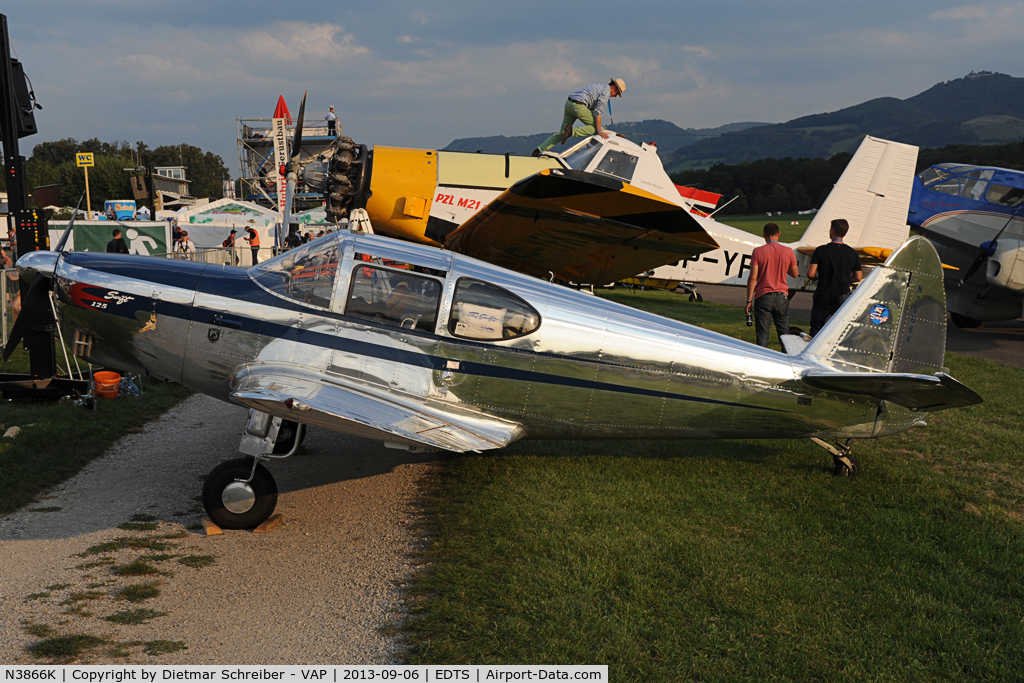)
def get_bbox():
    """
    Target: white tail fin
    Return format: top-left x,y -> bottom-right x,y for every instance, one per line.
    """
798,136 -> 919,250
